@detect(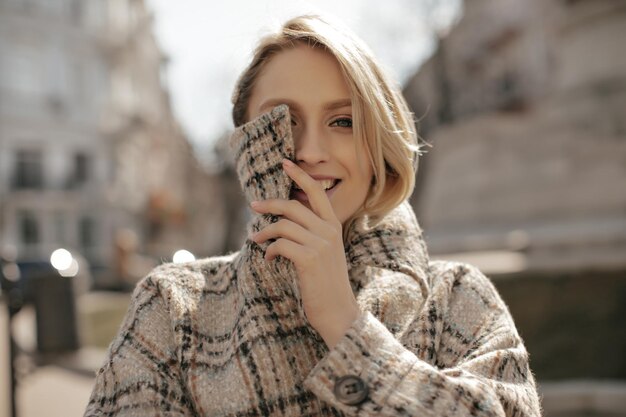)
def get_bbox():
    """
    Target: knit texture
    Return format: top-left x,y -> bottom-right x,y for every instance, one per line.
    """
84,105 -> 542,416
